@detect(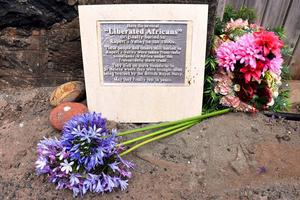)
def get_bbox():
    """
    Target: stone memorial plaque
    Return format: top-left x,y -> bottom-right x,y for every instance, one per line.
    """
79,4 -> 208,122
99,22 -> 188,85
